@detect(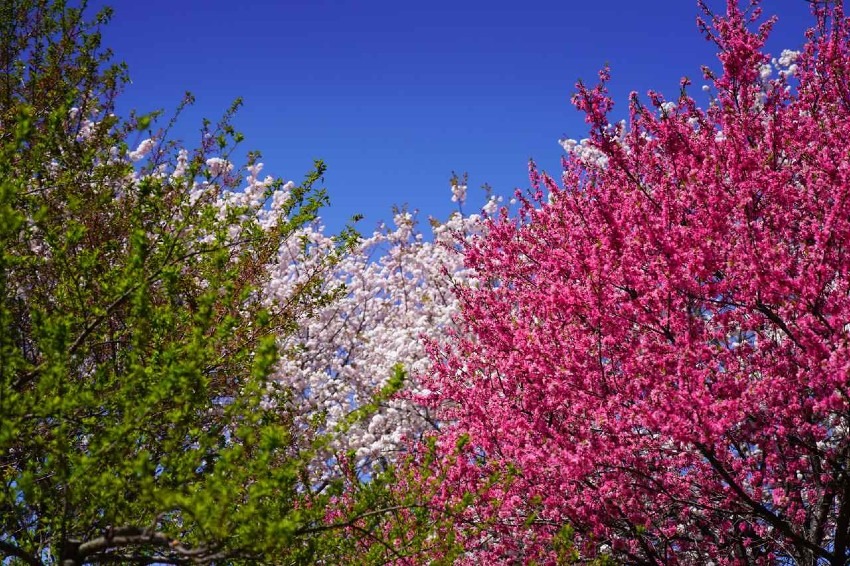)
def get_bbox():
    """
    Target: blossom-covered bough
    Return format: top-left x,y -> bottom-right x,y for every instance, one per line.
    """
409,1 -> 850,564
